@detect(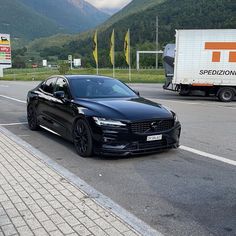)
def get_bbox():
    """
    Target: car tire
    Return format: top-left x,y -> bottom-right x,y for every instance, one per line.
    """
27,105 -> 39,130
218,87 -> 235,102
73,119 -> 93,157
